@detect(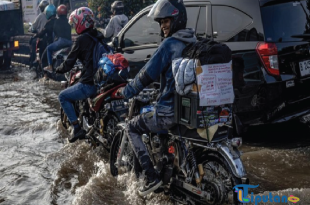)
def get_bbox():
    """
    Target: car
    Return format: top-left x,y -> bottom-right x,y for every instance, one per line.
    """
110,0 -> 310,135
